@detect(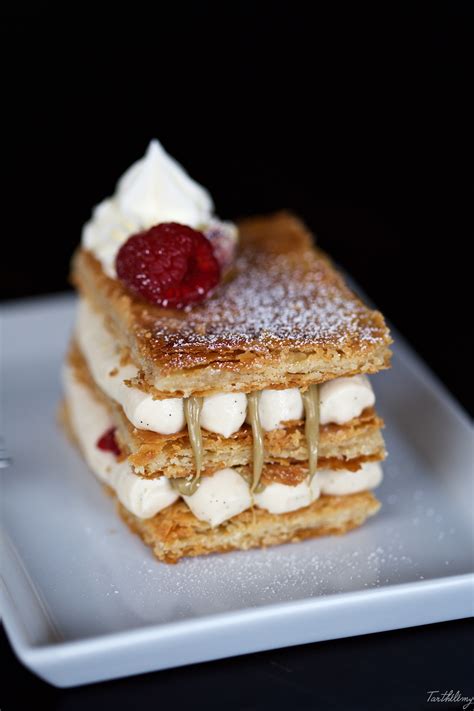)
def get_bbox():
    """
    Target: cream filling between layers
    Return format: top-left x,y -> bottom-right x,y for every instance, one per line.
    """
76,299 -> 376,439
63,366 -> 383,526
63,366 -> 179,518
76,299 -> 247,437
